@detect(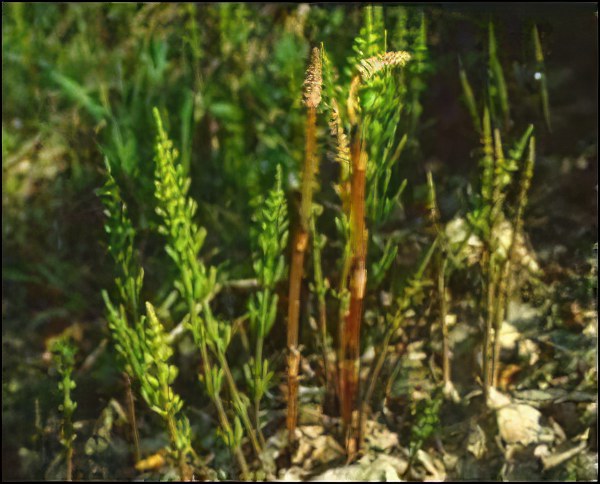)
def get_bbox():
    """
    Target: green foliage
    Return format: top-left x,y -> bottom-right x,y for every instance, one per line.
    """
467,119 -> 534,246
153,106 -> 221,390
249,166 -> 289,296
247,165 -> 289,342
3,4 -> 596,481
365,238 -> 438,410
348,5 -> 385,71
487,21 -> 510,127
100,126 -> 193,469
151,109 -> 256,468
207,4 -> 308,219
98,161 -> 143,320
394,239 -> 438,319
409,388 -> 443,459
407,10 -> 430,134
345,7 -> 415,292
246,166 -> 289,419
102,296 -> 192,457
153,107 -> 217,308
